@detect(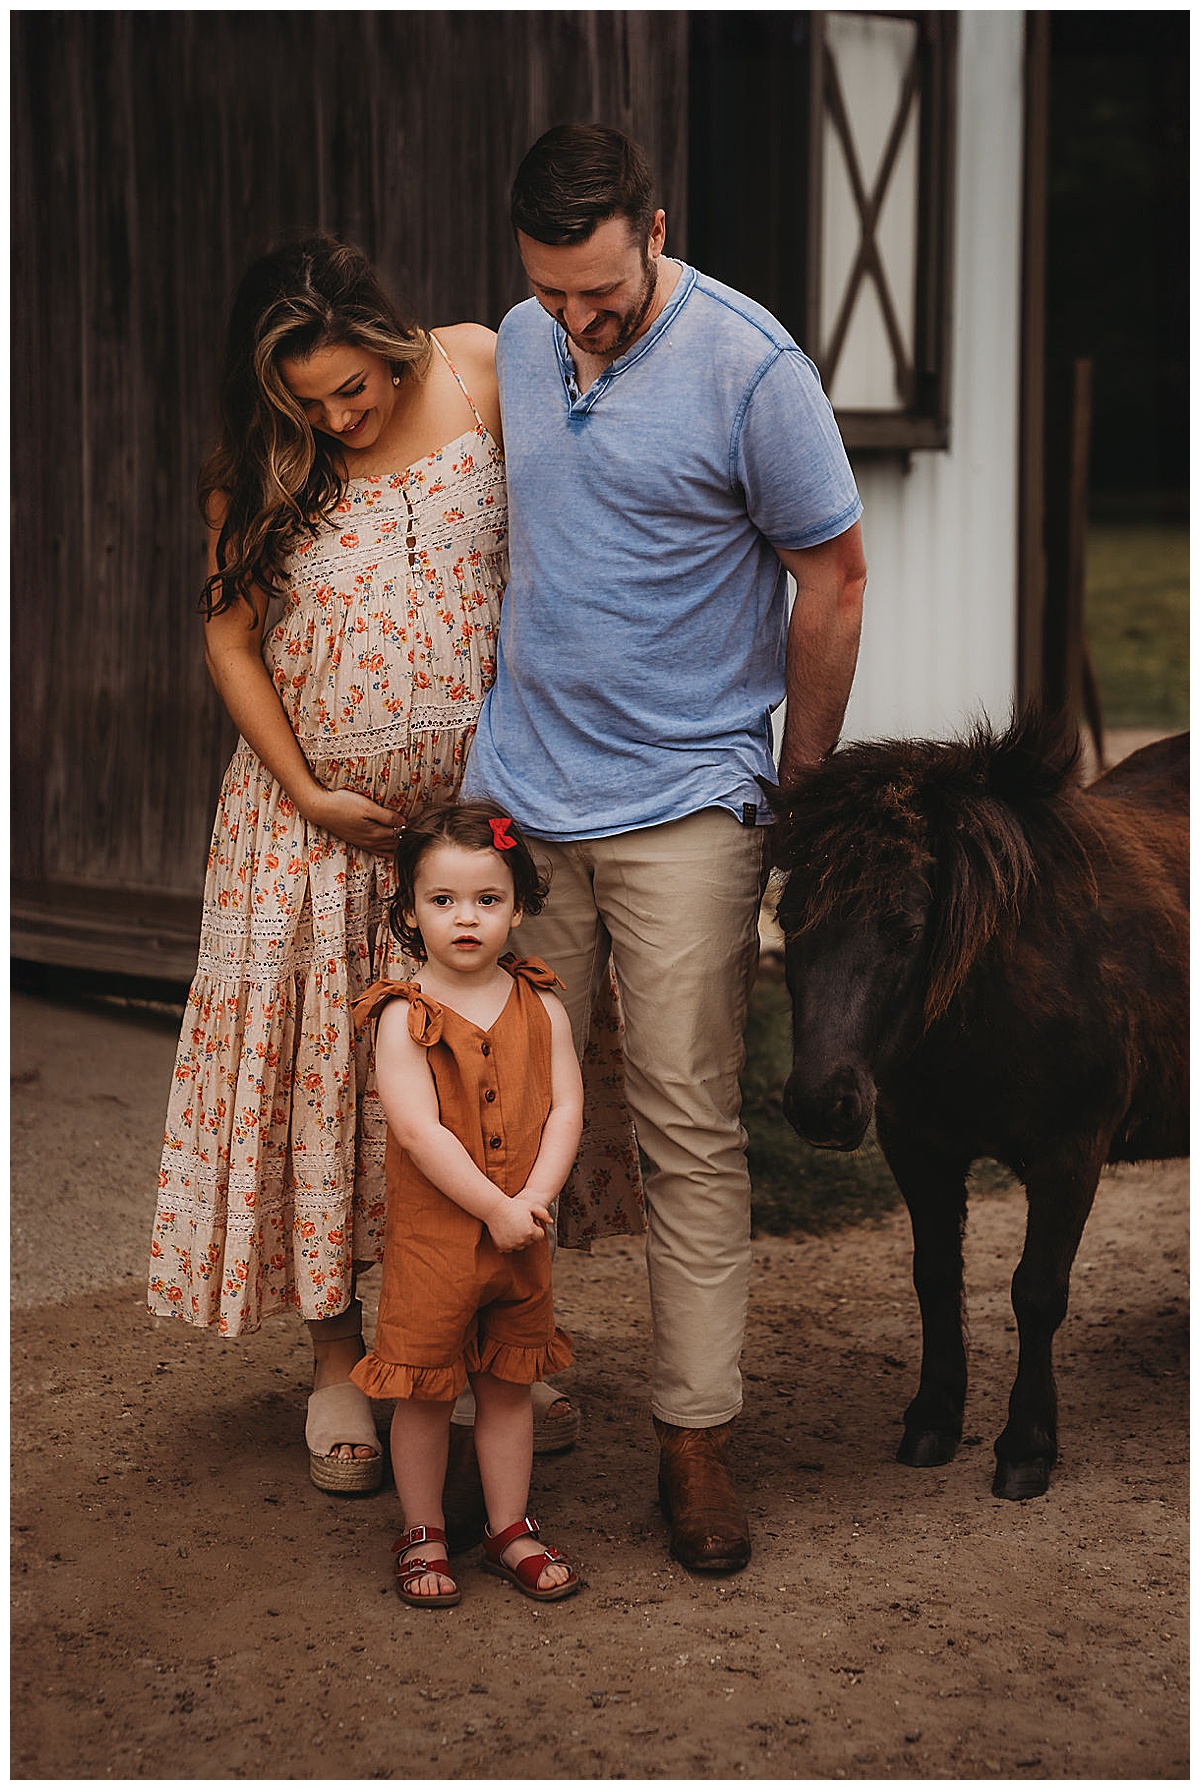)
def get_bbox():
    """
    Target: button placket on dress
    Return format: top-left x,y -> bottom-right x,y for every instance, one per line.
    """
479,1038 -> 505,1158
